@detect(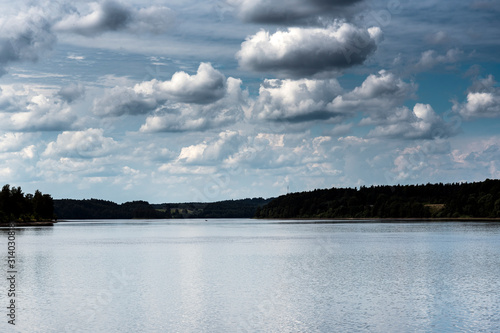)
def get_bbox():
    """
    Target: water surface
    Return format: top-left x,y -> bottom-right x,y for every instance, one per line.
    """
1,220 -> 499,332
